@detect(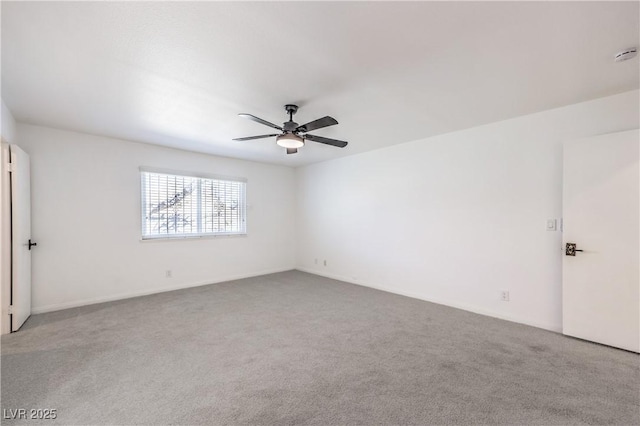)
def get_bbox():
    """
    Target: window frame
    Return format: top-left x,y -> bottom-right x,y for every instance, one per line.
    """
139,167 -> 247,241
